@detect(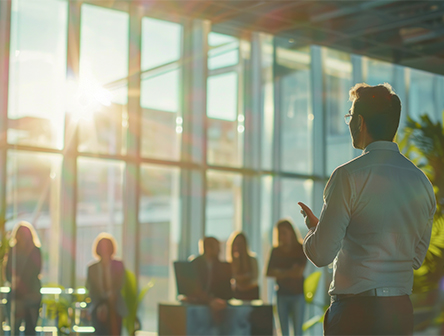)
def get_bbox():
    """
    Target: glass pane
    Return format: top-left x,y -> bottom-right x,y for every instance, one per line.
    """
141,108 -> 181,160
324,48 -> 352,137
79,4 -> 128,87
206,170 -> 242,256
208,32 -> 239,70
207,72 -> 238,121
435,76 -> 444,121
8,0 -> 68,149
140,18 -> 182,161
280,178 -> 313,236
207,73 -> 243,167
141,69 -> 180,112
141,17 -> 182,70
261,34 -> 274,171
138,165 -> 180,332
363,58 -> 394,86
260,175 -> 273,302
6,150 -> 62,284
77,4 -> 129,155
76,158 -> 124,286
408,69 -> 438,121
276,43 -> 312,174
327,141 -> 355,176
323,48 -> 354,175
